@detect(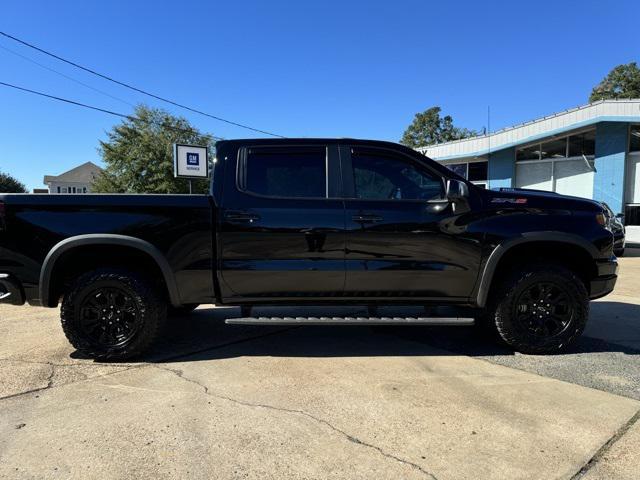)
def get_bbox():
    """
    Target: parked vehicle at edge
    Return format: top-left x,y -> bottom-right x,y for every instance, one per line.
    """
601,202 -> 625,257
0,139 -> 618,359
